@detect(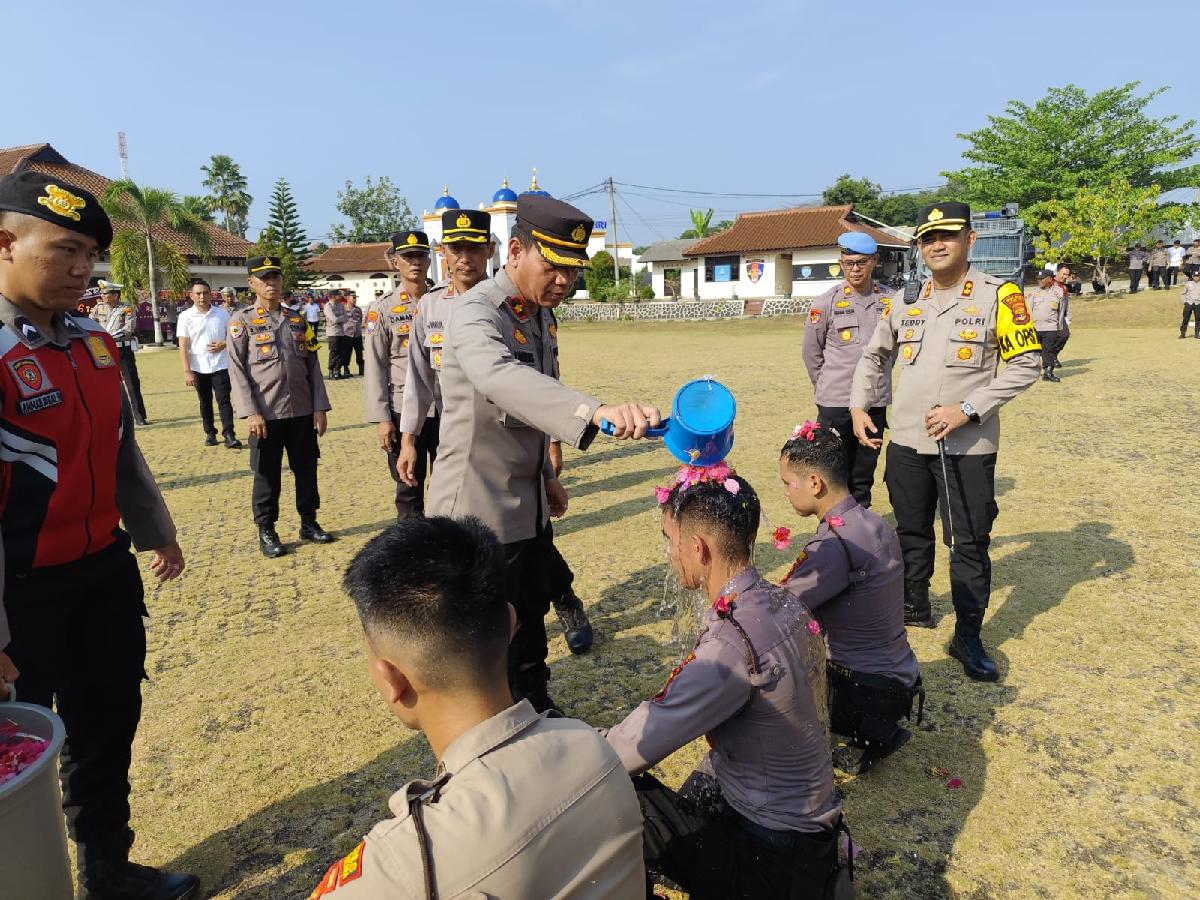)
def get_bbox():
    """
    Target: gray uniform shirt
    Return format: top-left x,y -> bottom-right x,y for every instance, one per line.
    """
1029,285 -> 1065,331
362,289 -> 418,423
324,298 -> 347,337
782,497 -> 920,687
850,267 -> 1041,455
105,305 -> 137,343
607,567 -> 841,834
344,304 -> 363,338
1149,247 -> 1169,268
802,281 -> 894,407
227,303 -> 331,421
427,269 -> 601,545
398,282 -> 458,434
1181,282 -> 1200,305
1128,249 -> 1147,271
